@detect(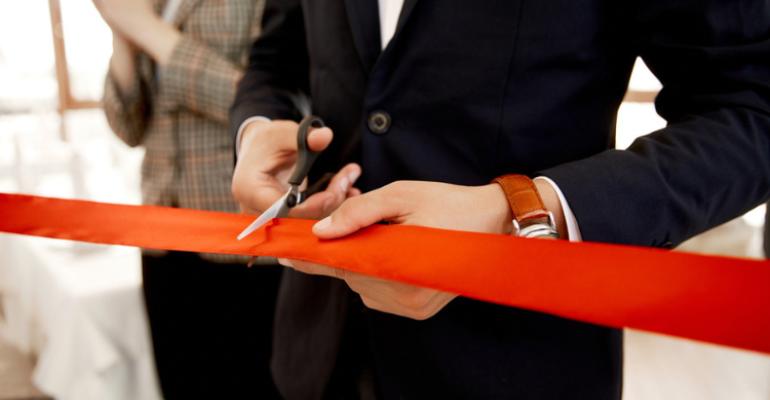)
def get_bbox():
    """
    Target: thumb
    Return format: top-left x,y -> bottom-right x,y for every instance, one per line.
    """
312,186 -> 405,239
306,126 -> 333,152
